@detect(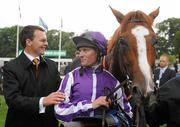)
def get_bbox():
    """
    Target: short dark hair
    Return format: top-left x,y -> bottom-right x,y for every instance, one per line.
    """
19,25 -> 45,48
